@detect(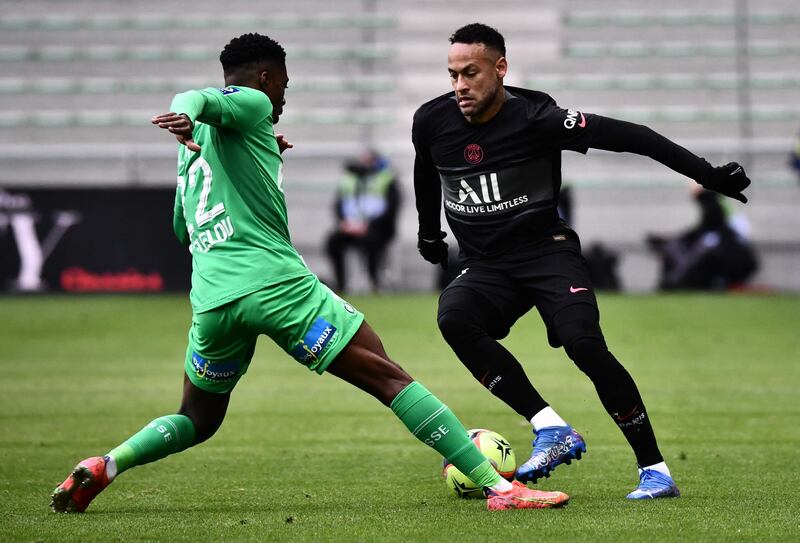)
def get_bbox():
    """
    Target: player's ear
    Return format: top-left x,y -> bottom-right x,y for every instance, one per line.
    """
258,70 -> 270,92
495,56 -> 507,79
